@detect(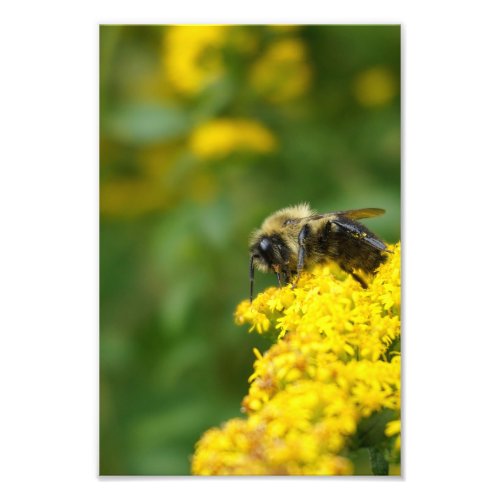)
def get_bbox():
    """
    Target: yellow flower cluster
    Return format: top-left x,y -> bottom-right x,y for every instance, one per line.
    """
163,26 -> 313,165
163,25 -> 228,96
192,244 -> 401,475
250,37 -> 312,103
189,118 -> 277,159
163,25 -> 312,103
237,243 -> 400,361
191,382 -> 355,475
